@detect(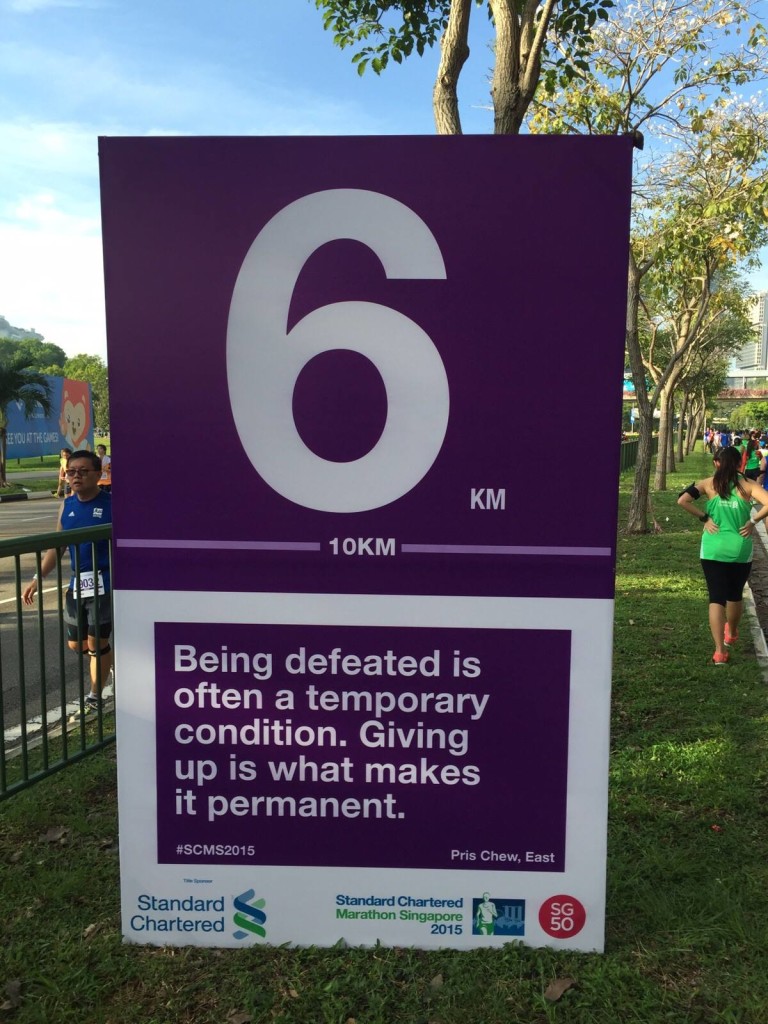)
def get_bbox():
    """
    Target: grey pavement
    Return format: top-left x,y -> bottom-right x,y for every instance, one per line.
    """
0,498 -> 82,738
6,470 -> 58,480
